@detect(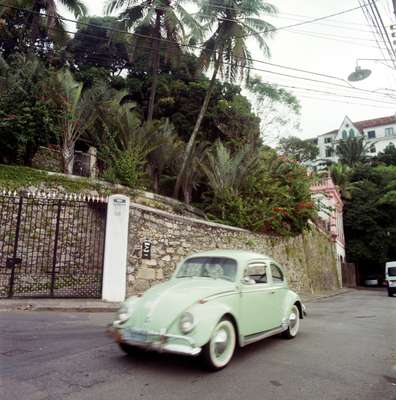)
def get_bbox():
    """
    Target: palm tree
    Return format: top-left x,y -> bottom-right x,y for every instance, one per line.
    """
1,0 -> 87,44
48,69 -> 104,174
329,163 -> 352,199
201,141 -> 259,197
336,137 -> 371,167
106,0 -> 202,122
174,0 -> 277,200
98,94 -> 183,191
